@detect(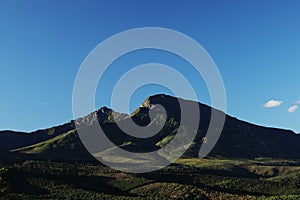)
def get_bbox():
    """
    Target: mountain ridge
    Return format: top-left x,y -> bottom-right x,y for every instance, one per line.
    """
1,93 -> 300,161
